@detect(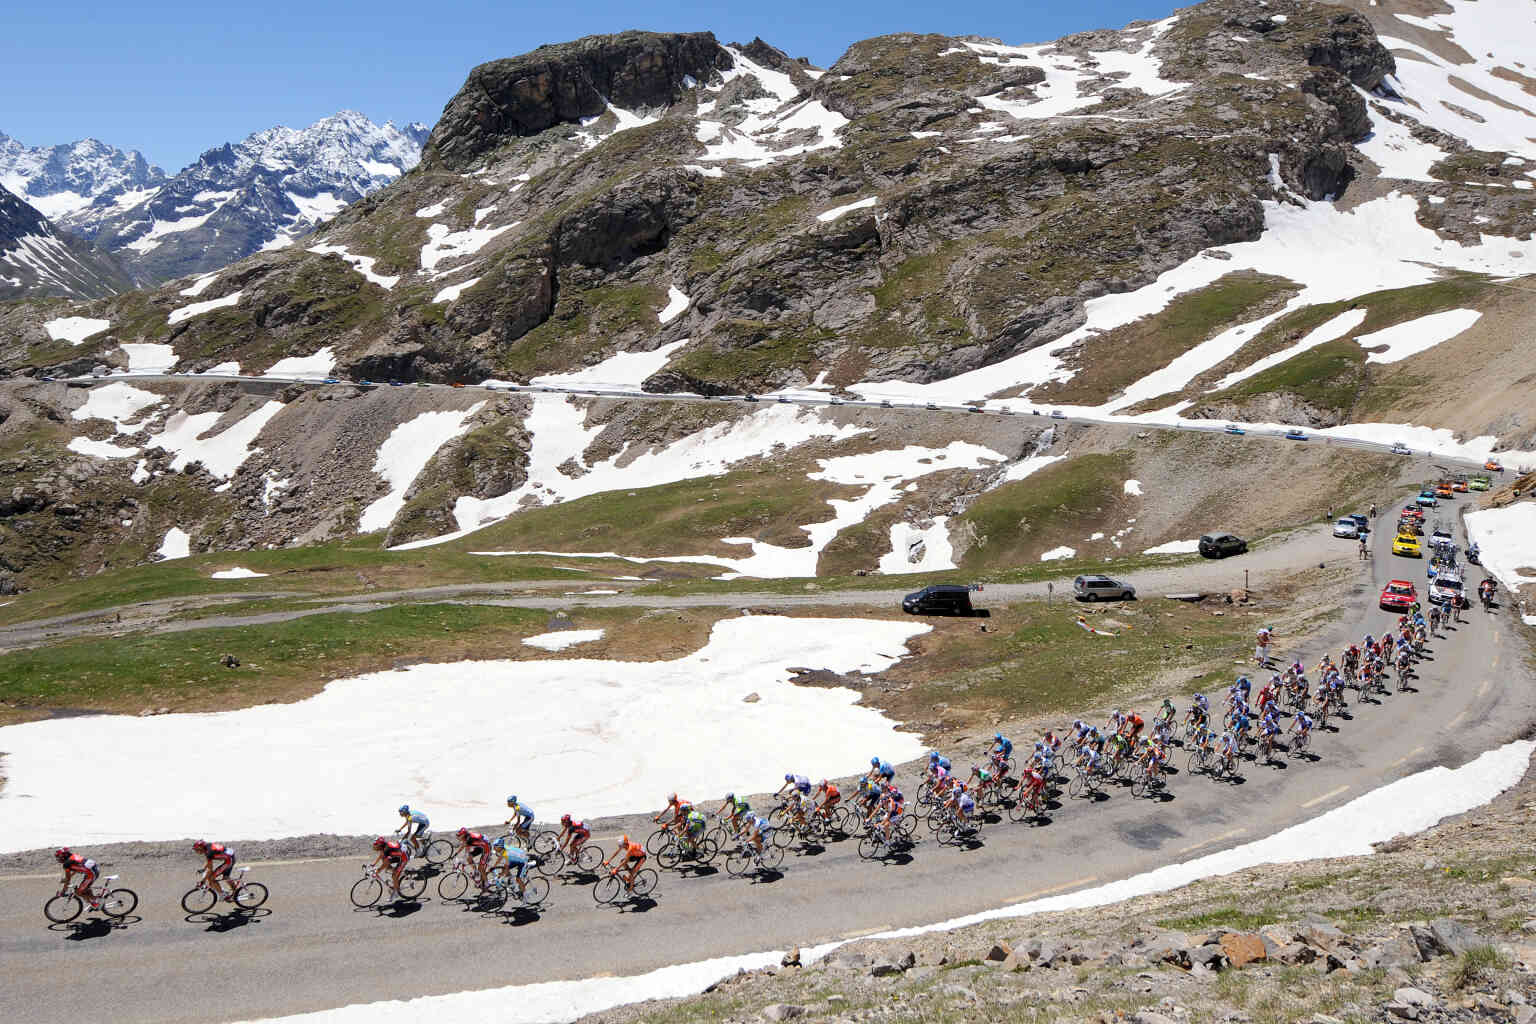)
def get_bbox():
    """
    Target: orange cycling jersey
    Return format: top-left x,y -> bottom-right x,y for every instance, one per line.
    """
823,783 -> 840,801
621,840 -> 645,859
